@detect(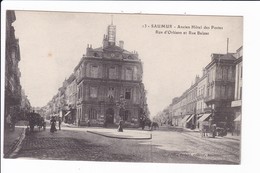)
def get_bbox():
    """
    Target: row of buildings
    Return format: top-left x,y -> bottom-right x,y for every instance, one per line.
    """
156,46 -> 242,135
42,21 -> 149,127
5,10 -> 32,128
